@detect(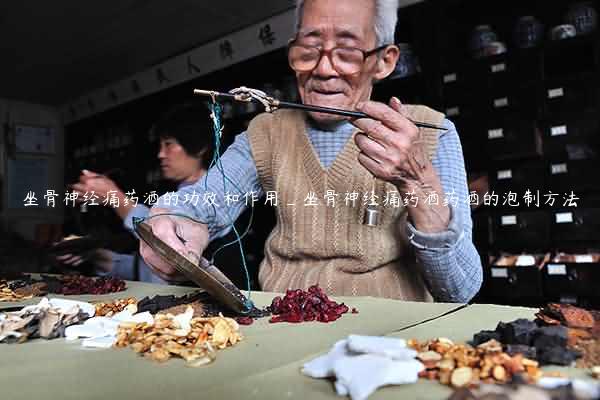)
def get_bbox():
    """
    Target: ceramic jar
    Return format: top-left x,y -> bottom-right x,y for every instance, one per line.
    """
566,2 -> 598,35
514,16 -> 544,48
